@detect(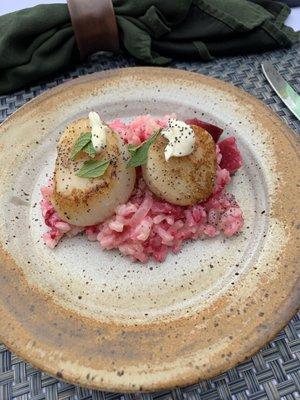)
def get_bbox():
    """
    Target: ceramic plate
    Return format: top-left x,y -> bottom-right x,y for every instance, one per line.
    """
0,68 -> 299,392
